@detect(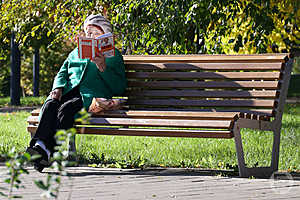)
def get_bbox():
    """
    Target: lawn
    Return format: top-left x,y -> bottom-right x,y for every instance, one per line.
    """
0,96 -> 46,107
0,104 -> 299,171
